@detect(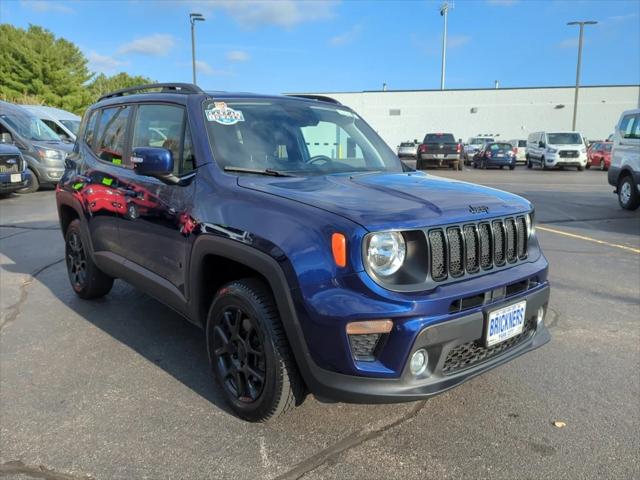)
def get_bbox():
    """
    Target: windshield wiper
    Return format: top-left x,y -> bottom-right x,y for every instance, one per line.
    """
224,166 -> 294,177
